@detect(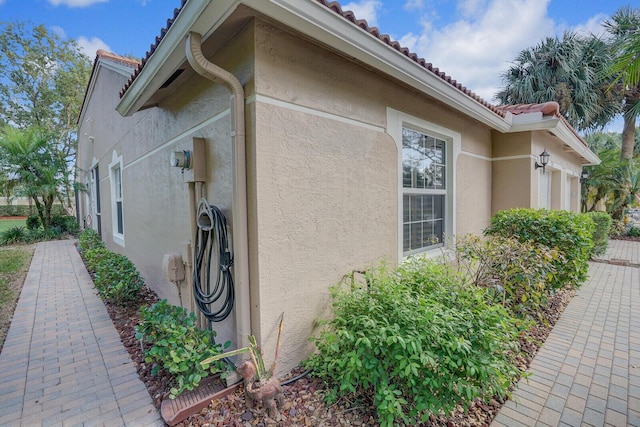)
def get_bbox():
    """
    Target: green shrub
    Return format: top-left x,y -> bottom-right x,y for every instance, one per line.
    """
26,215 -> 40,230
609,219 -> 626,237
306,259 -> 524,426
628,226 -> 640,237
0,226 -> 27,245
0,204 -> 66,217
83,247 -> 110,273
78,229 -> 104,254
485,209 -> 594,289
455,234 -> 562,320
50,215 -> 79,236
135,300 -> 229,399
23,227 -> 61,243
92,251 -> 143,303
585,212 -> 611,256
